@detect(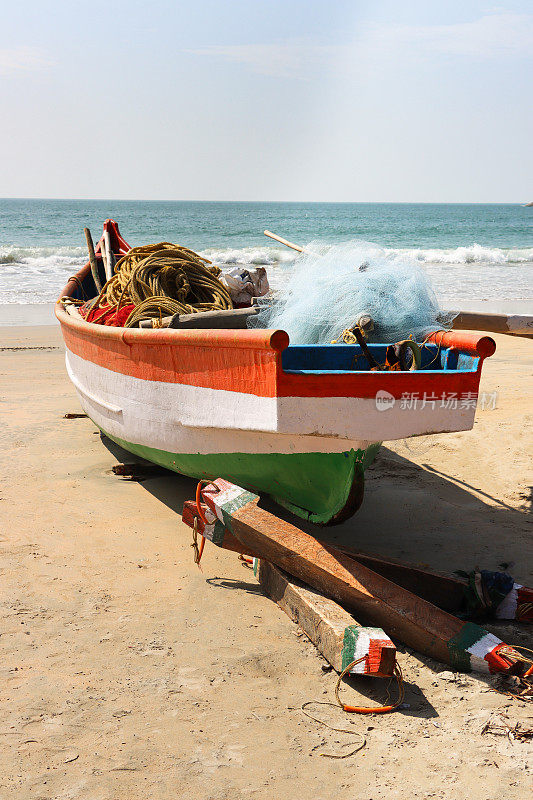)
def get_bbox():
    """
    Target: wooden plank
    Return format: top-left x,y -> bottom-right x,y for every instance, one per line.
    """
254,558 -> 395,676
199,480 -> 527,676
334,547 -> 466,612
263,229 -> 304,253
182,498 -> 532,622
452,310 -> 533,338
